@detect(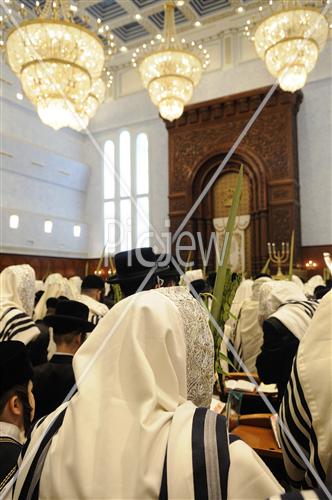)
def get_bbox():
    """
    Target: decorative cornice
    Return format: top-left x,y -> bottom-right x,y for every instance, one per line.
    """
165,85 -> 303,129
